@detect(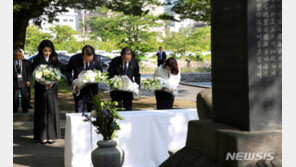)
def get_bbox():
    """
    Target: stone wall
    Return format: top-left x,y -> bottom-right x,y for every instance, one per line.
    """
181,72 -> 212,82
